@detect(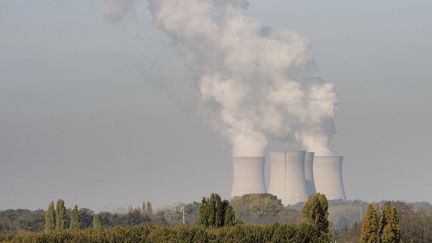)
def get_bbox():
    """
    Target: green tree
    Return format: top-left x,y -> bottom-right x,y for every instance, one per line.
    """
55,199 -> 66,230
44,201 -> 56,232
301,193 -> 330,240
360,204 -> 381,243
197,193 -> 239,227
380,203 -> 401,243
146,201 -> 153,216
69,205 -> 81,230
224,203 -> 236,226
92,214 -> 102,230
230,193 -> 300,225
